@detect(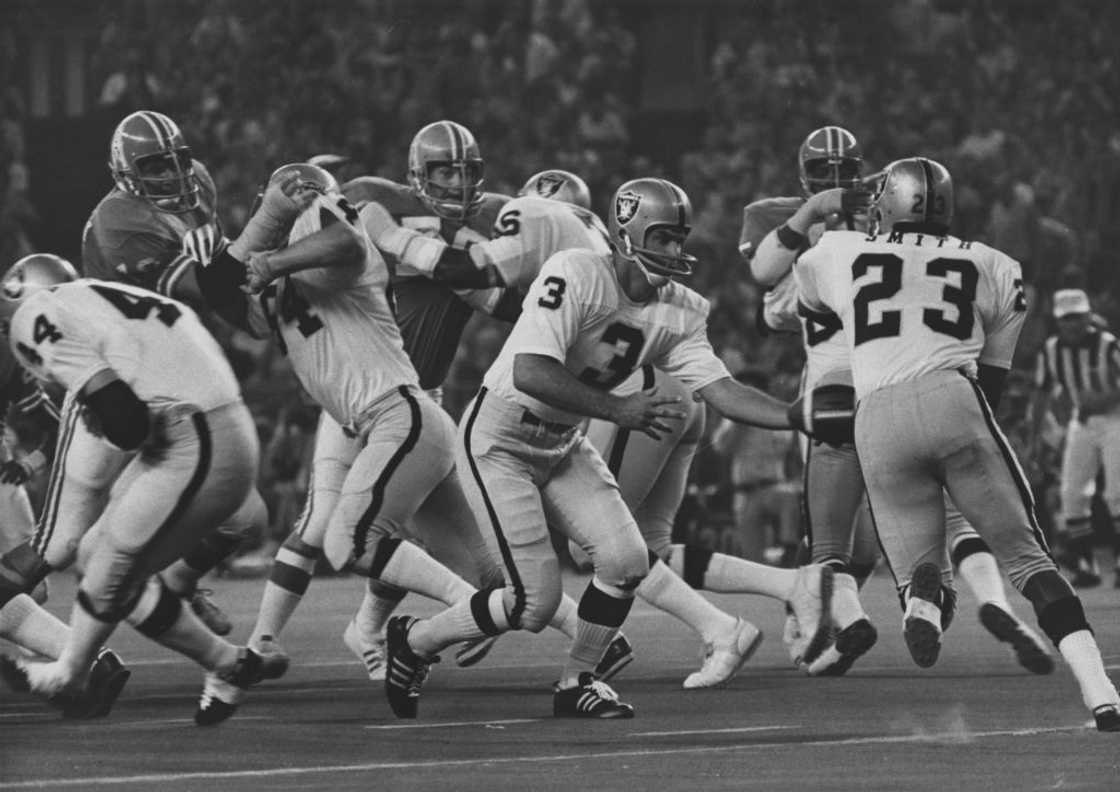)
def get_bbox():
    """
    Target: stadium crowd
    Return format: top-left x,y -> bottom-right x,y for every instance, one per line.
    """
3,0 -> 1120,561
